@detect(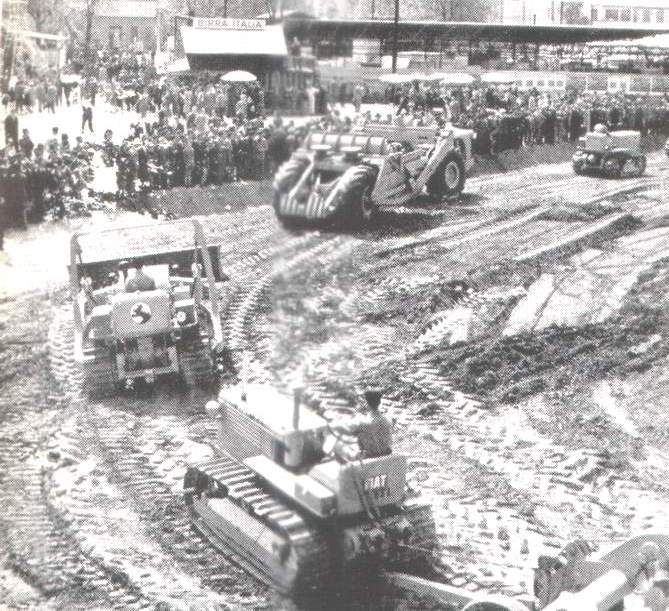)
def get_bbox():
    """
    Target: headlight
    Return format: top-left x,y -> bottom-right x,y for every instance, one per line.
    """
176,311 -> 187,324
